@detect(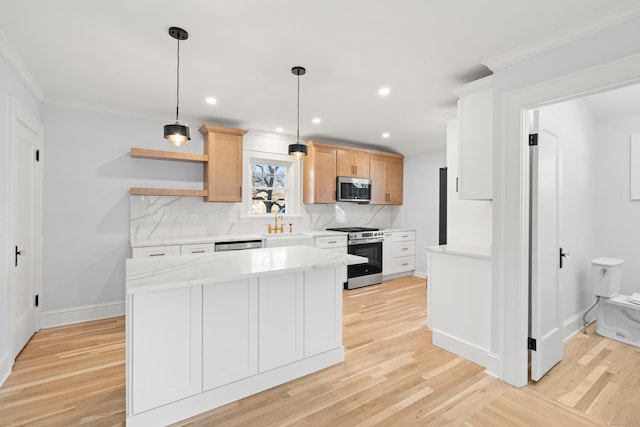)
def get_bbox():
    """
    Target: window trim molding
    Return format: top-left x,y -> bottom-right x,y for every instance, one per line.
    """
242,149 -> 302,220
